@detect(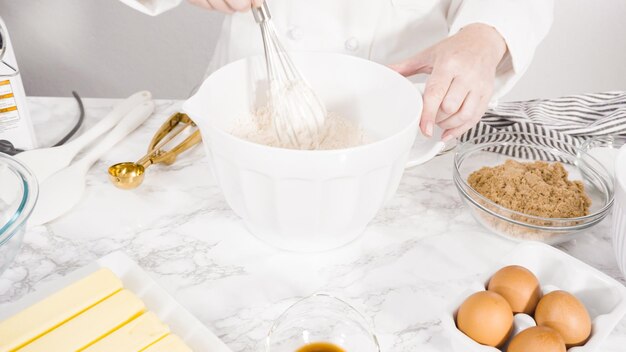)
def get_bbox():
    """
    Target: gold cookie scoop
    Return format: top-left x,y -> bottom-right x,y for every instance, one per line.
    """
108,113 -> 201,189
